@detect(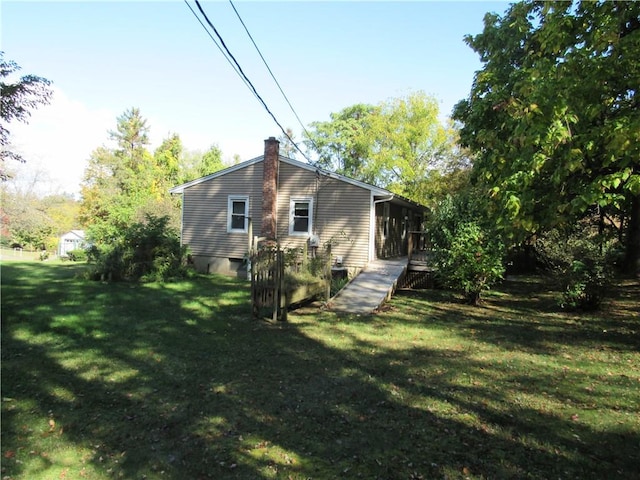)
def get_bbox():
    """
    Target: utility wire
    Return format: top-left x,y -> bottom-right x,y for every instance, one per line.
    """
185,0 -> 310,161
228,0 -> 315,144
183,0 -> 253,94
